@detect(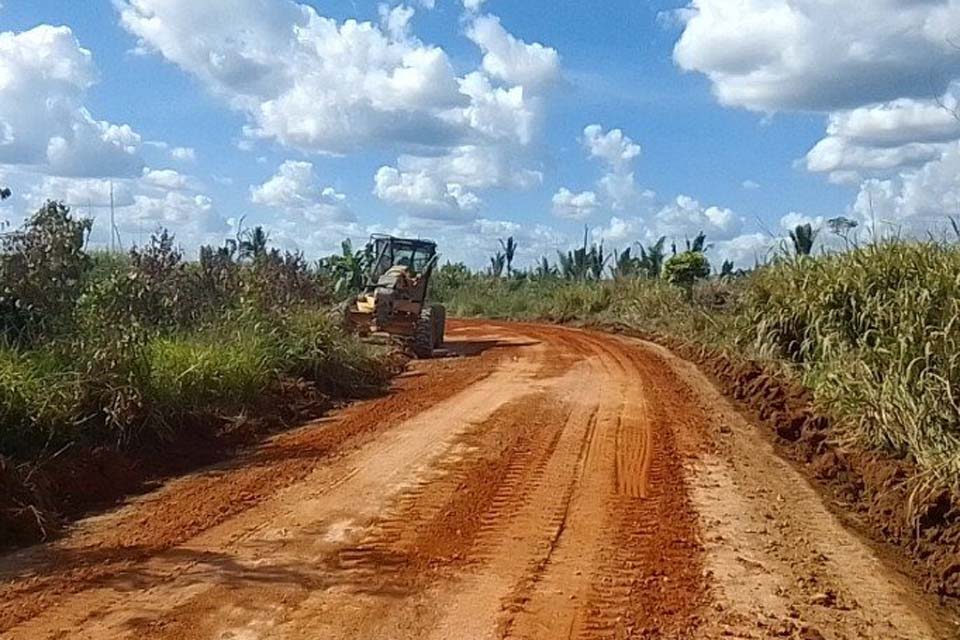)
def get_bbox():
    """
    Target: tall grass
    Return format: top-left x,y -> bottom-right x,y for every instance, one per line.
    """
746,242 -> 960,488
